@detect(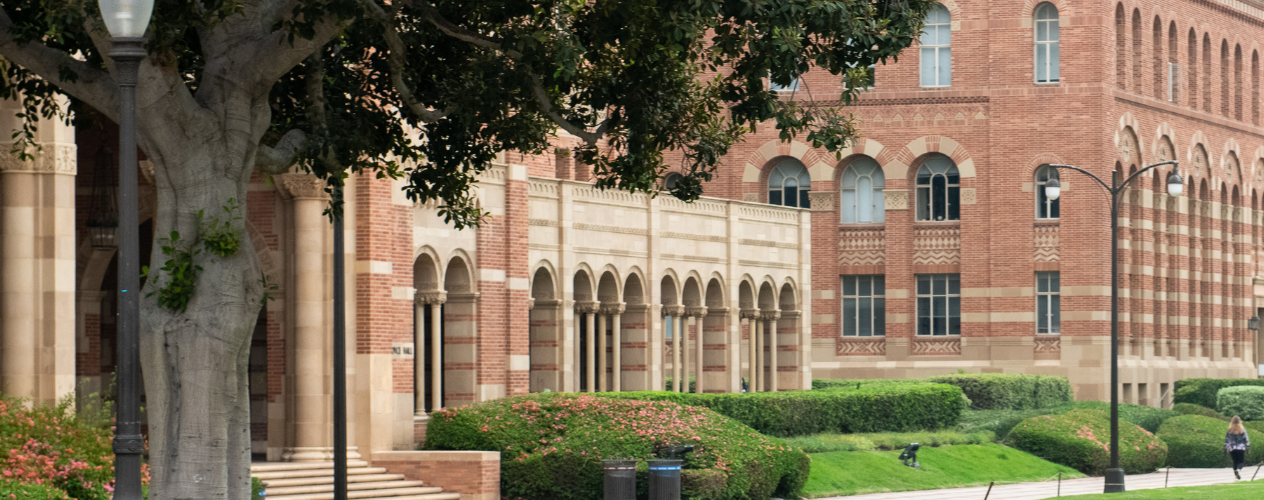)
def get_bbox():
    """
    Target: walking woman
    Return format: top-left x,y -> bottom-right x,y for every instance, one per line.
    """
1226,416 -> 1250,479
